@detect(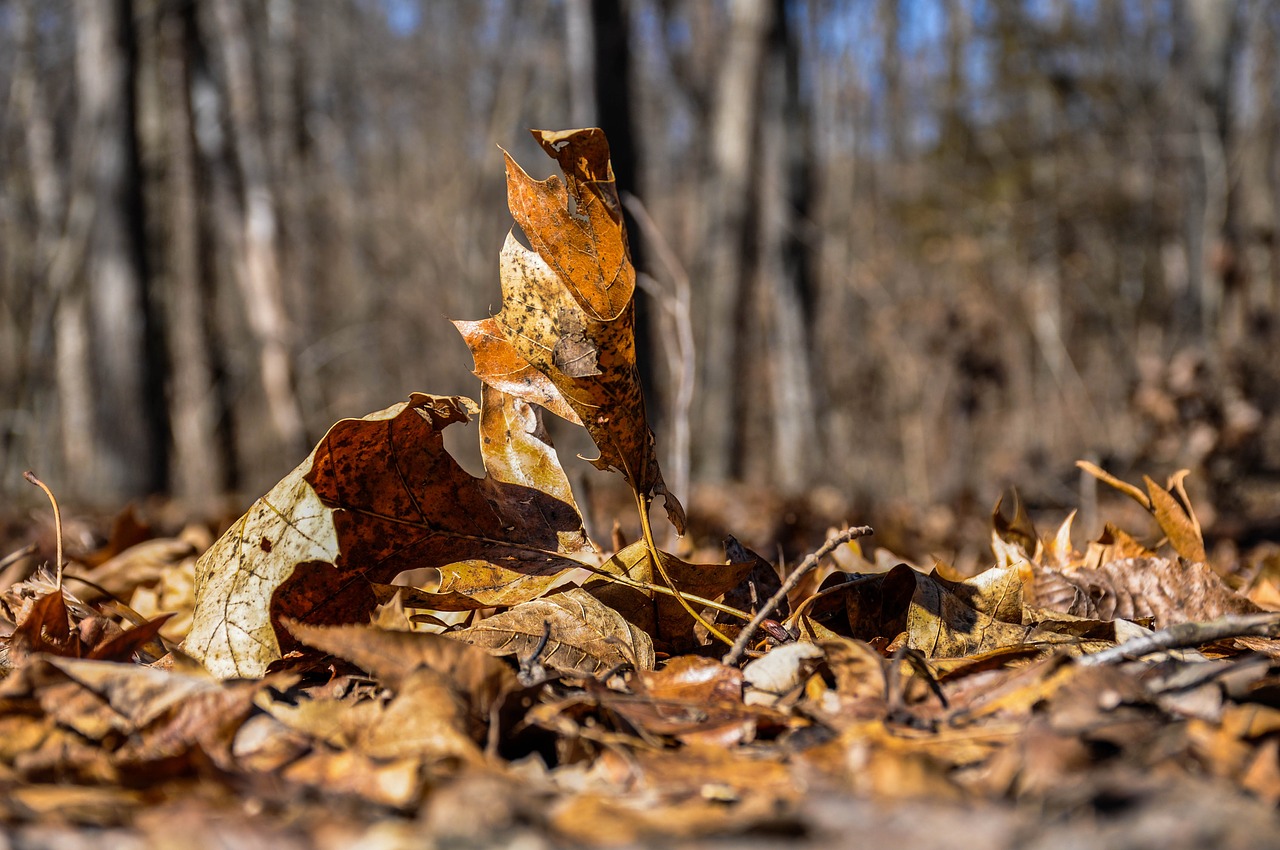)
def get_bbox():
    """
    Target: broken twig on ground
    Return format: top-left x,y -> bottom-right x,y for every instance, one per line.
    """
1079,613 -> 1280,666
722,525 -> 873,666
